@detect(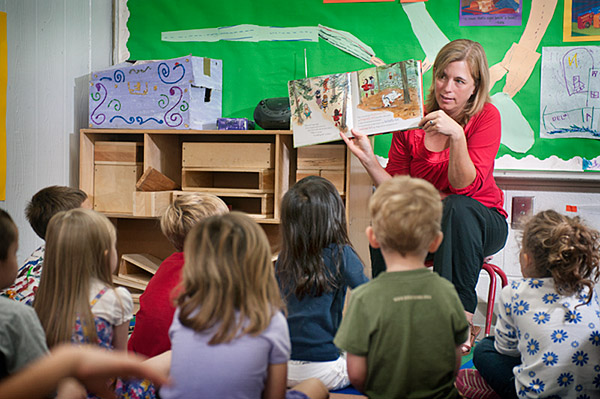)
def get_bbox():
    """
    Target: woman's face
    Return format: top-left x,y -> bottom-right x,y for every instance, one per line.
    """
434,60 -> 477,119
